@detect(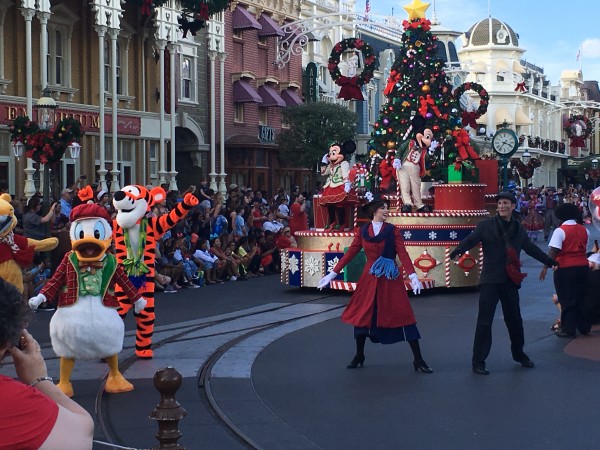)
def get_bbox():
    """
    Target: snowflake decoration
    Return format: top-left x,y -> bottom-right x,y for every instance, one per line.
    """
288,255 -> 299,275
449,231 -> 458,240
428,231 -> 437,240
304,256 -> 321,276
327,257 -> 343,274
403,231 -> 412,240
